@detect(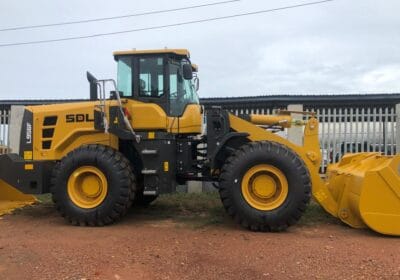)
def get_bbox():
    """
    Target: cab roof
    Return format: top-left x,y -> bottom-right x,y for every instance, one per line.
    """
113,48 -> 190,58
